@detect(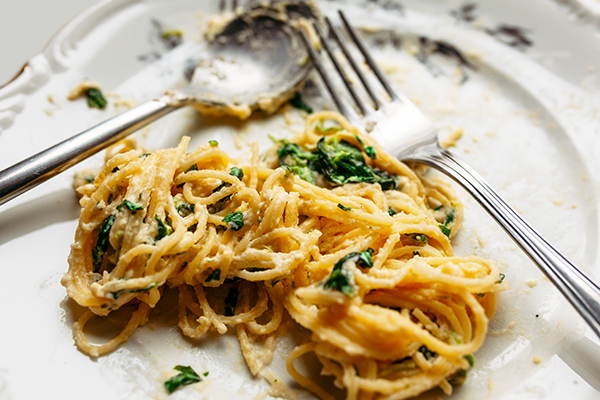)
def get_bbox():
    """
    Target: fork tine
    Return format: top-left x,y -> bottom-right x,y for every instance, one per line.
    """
298,28 -> 360,125
219,0 -> 226,11
325,17 -> 381,110
338,10 -> 399,102
232,0 -> 238,10
312,21 -> 367,116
